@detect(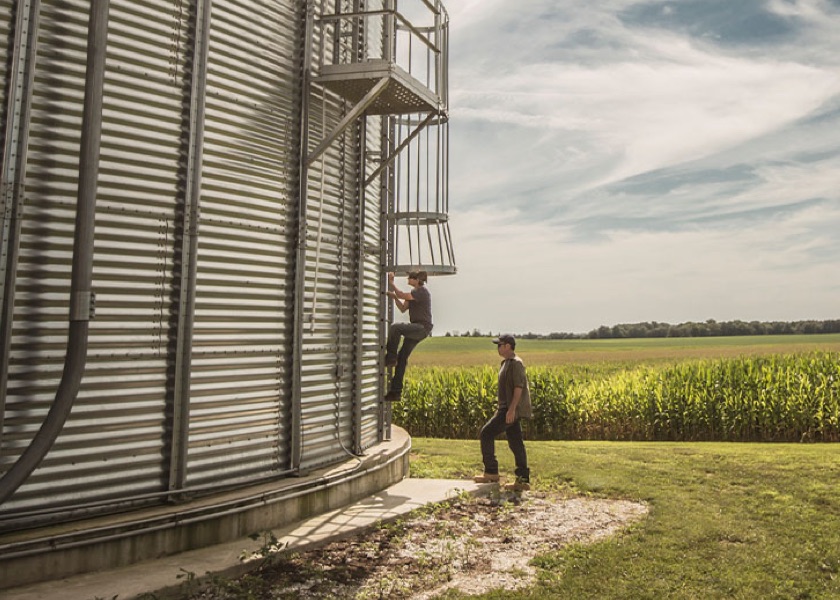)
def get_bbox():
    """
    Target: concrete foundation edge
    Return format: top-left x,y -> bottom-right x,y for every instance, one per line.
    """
0,427 -> 411,590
